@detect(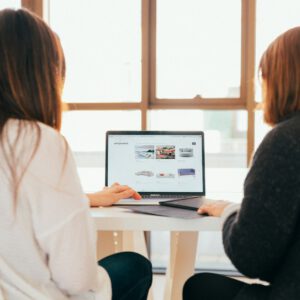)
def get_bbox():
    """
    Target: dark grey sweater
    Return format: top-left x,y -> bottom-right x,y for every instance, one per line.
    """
223,111 -> 300,300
